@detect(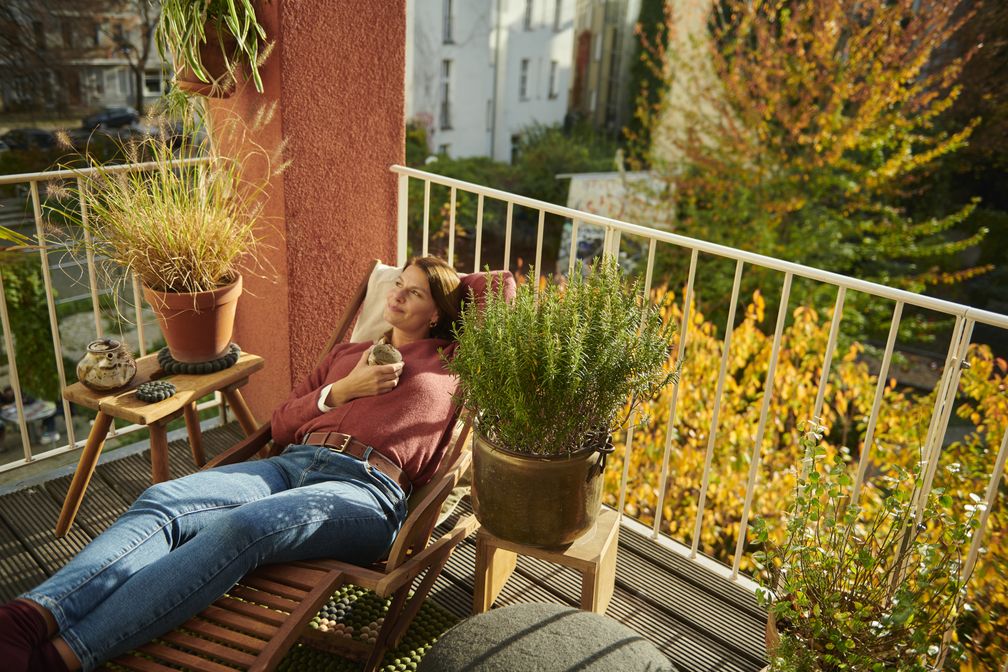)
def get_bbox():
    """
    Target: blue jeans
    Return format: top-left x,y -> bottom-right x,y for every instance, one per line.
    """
22,444 -> 408,671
